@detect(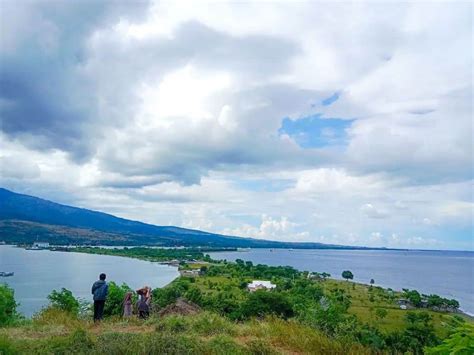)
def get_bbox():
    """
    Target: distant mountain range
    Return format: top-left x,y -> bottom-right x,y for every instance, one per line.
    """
0,187 -> 373,249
